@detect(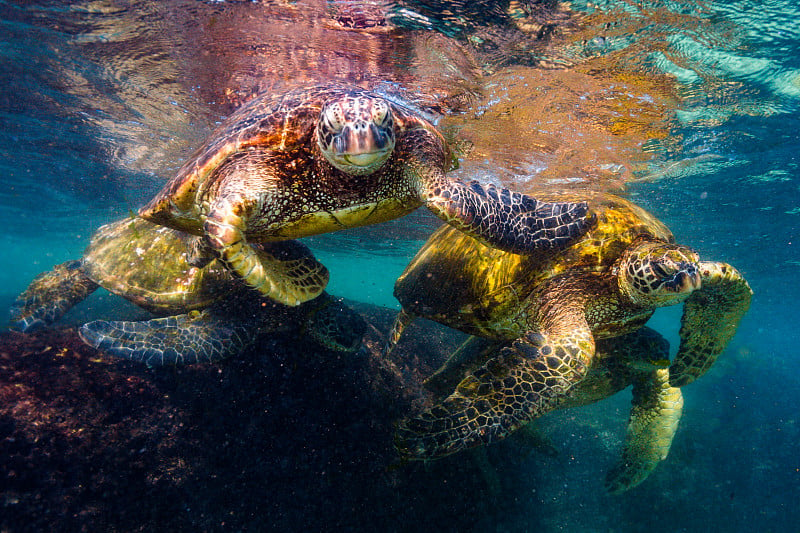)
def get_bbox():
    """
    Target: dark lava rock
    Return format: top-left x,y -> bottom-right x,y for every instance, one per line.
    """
1,303 -> 500,532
